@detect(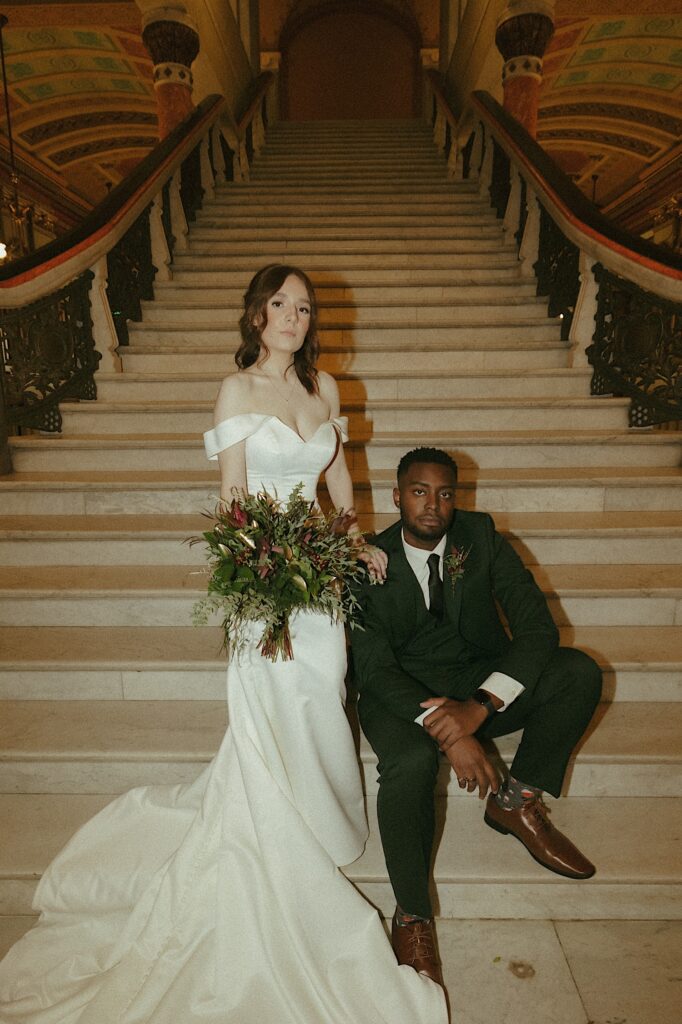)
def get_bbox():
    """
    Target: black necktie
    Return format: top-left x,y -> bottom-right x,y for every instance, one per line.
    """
427,553 -> 443,620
